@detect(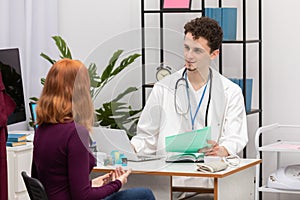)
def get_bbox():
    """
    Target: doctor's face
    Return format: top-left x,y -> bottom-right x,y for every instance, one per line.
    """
184,32 -> 218,72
